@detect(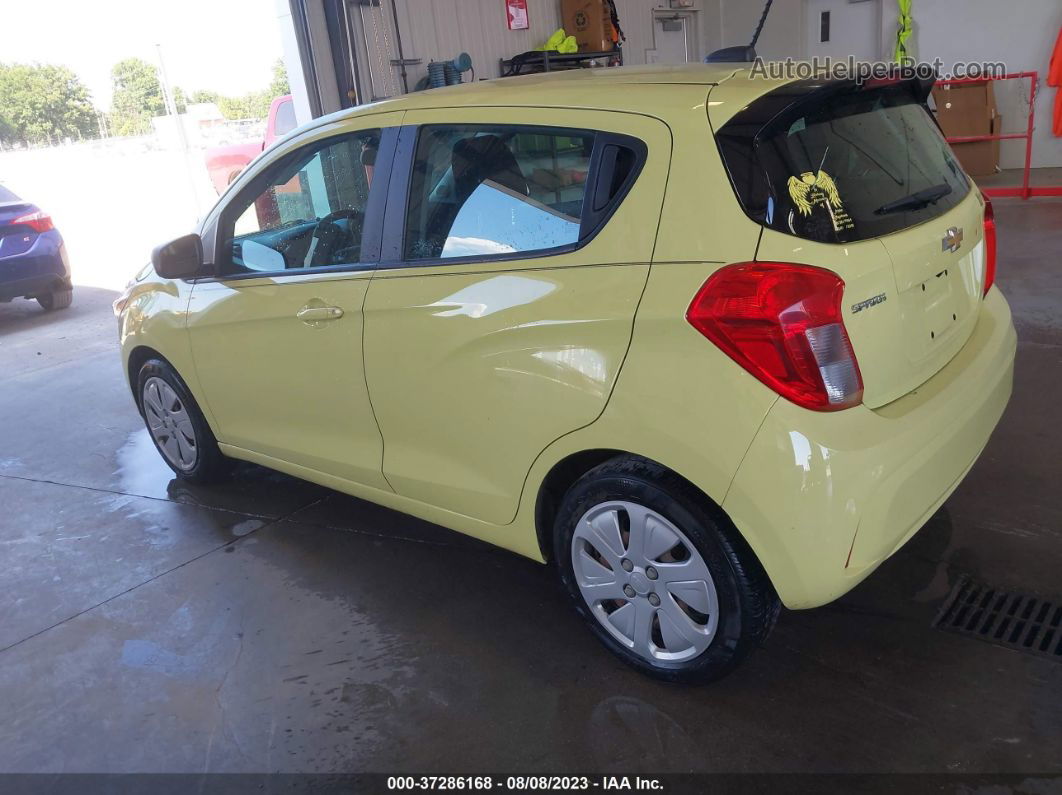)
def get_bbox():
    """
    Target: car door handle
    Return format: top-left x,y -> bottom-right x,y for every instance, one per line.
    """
296,305 -> 344,323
